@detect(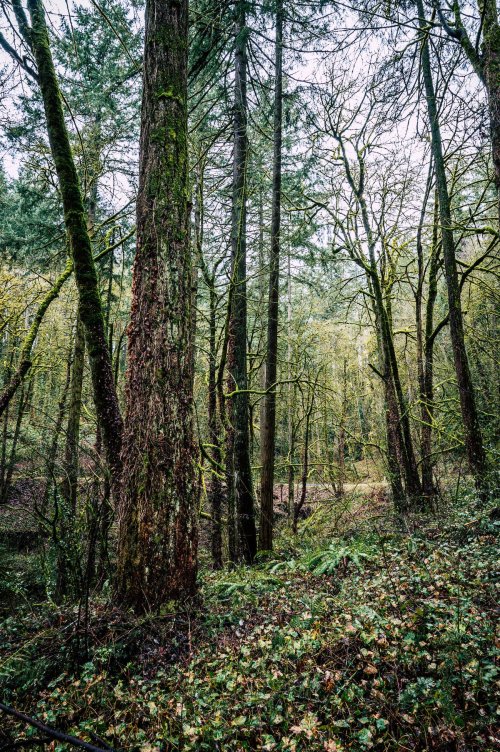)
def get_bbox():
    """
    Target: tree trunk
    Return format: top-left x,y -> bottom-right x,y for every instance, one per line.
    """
259,0 -> 283,552
230,1 -> 257,563
416,0 -> 489,492
378,278 -> 422,500
287,252 -> 294,518
197,165 -> 224,570
292,383 -> 316,534
41,351 -> 72,513
62,314 -> 85,511
479,0 -> 500,224
368,279 -> 406,507
208,281 -> 224,570
1,380 -> 33,500
344,141 -> 422,505
116,0 -> 199,610
0,347 -> 15,498
421,235 -> 440,499
27,0 -> 123,498
417,191 -> 440,500
337,359 -> 347,498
